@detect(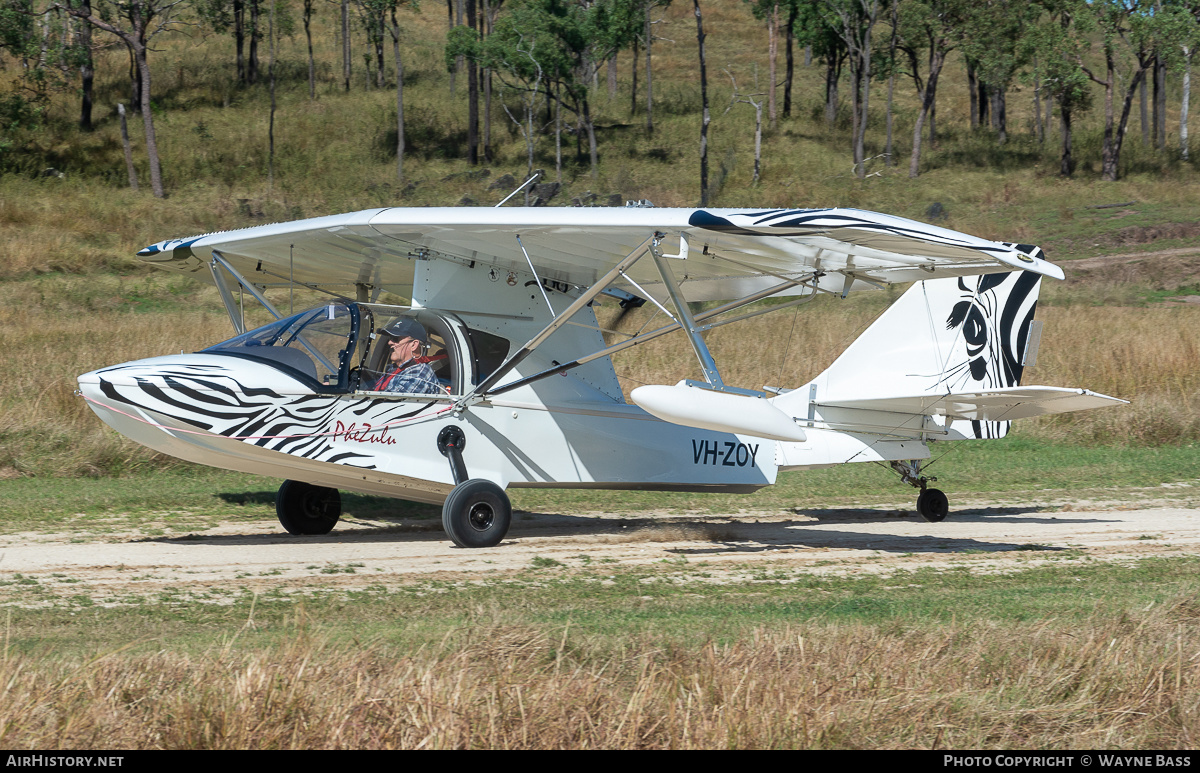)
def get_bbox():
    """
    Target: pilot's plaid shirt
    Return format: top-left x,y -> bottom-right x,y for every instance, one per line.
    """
374,362 -> 444,395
